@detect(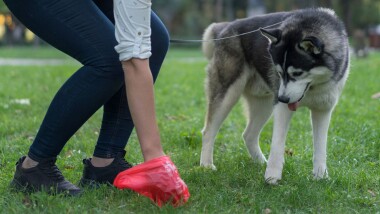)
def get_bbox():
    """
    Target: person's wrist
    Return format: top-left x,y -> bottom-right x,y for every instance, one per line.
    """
143,151 -> 165,162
